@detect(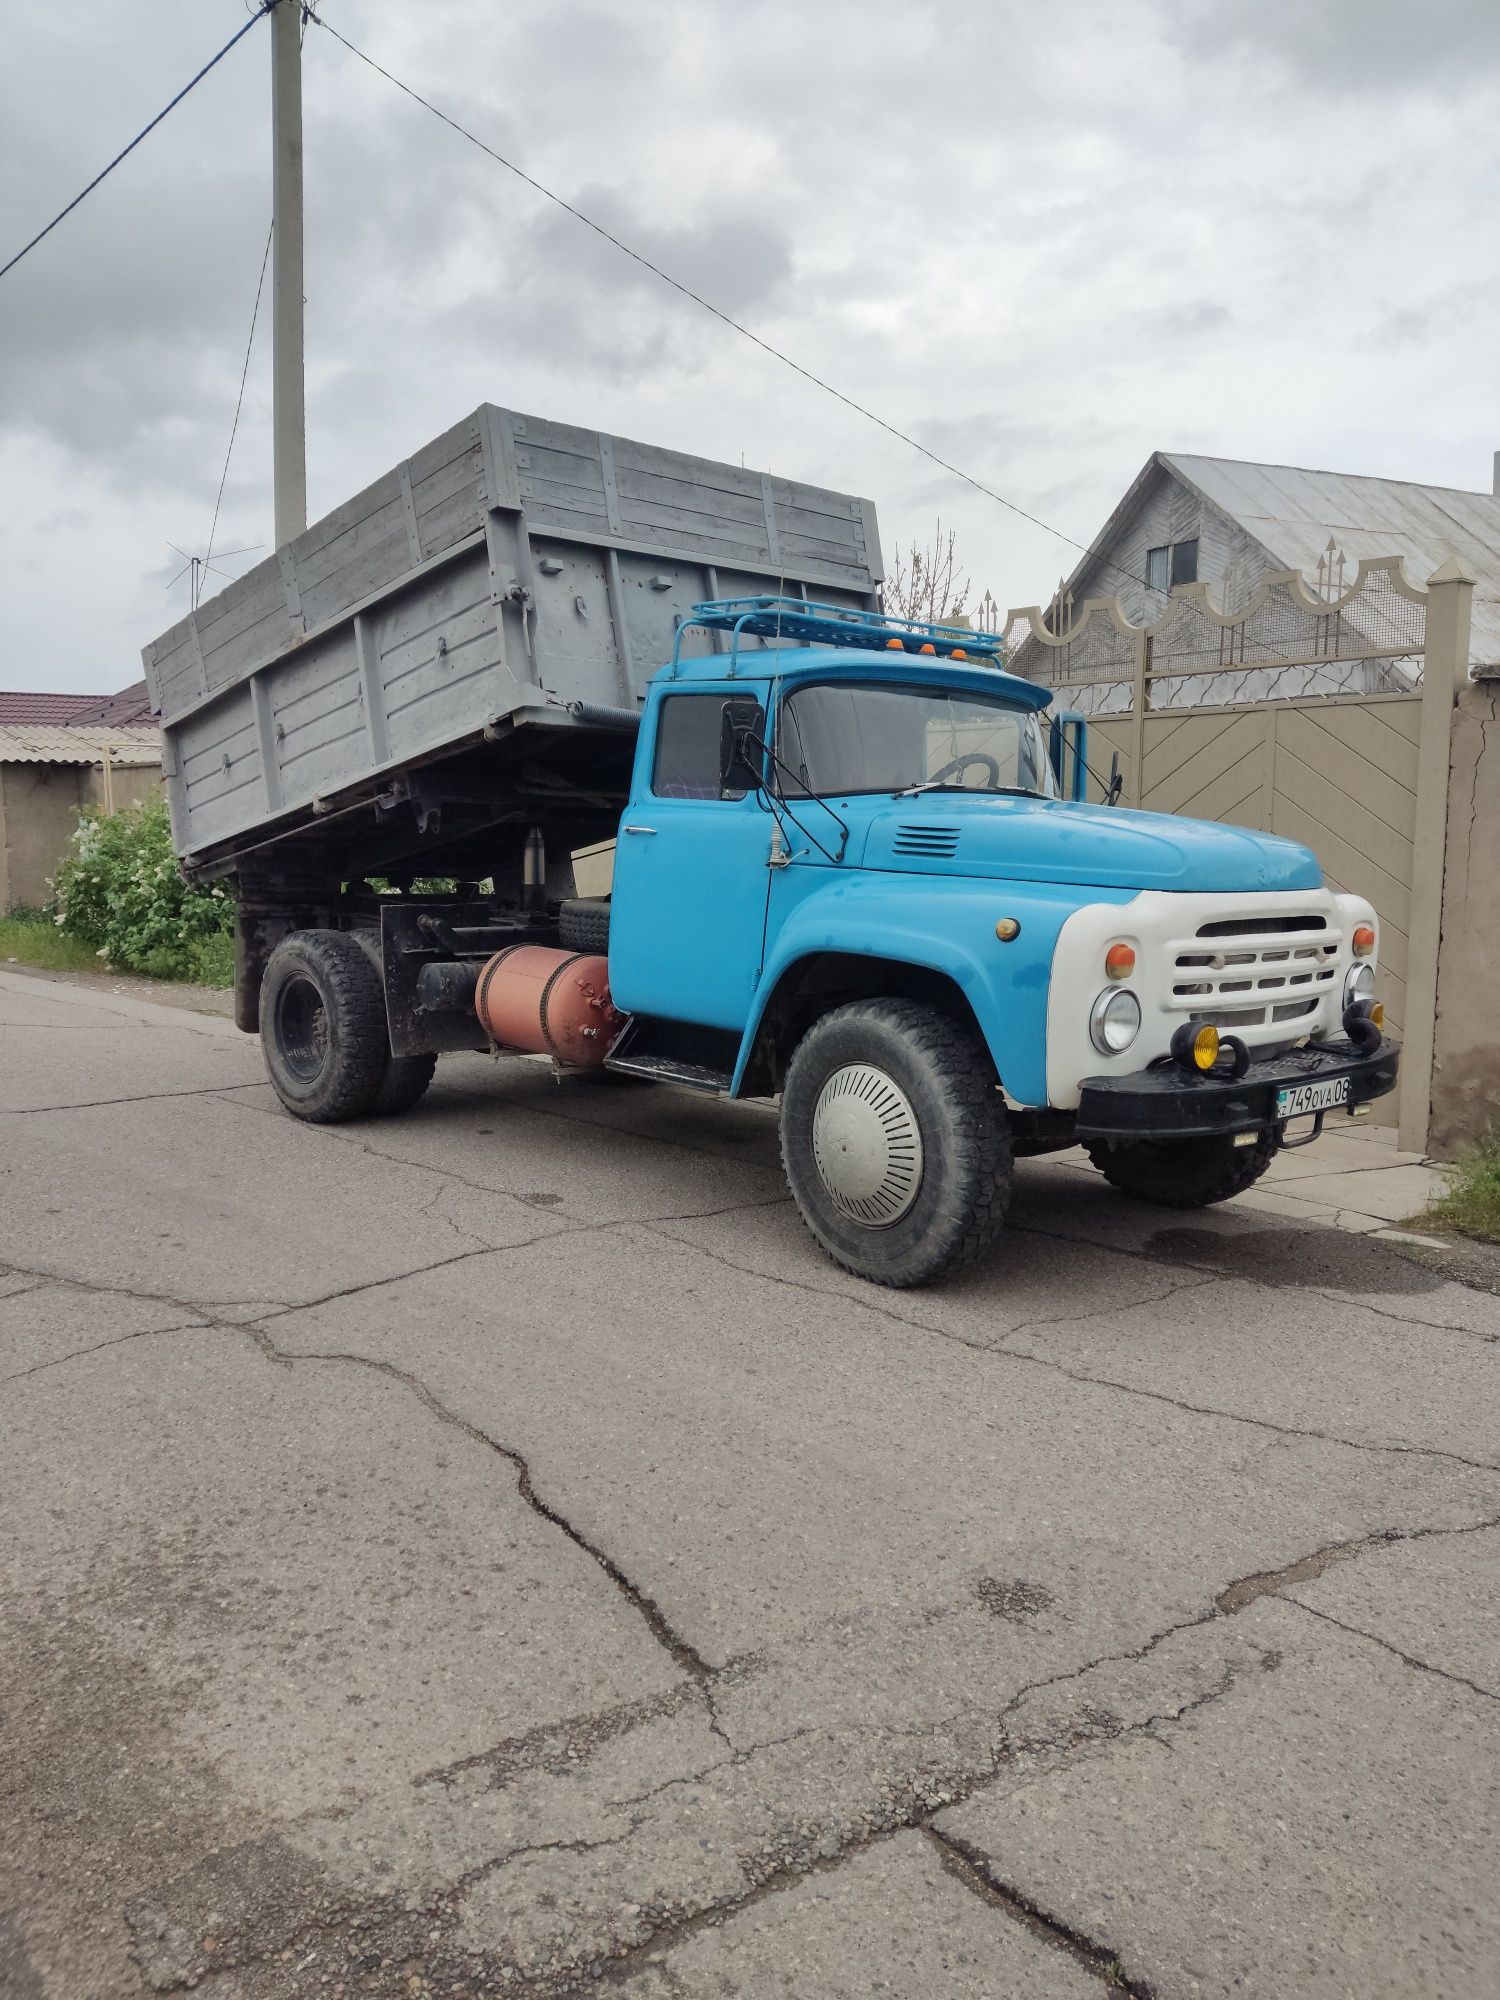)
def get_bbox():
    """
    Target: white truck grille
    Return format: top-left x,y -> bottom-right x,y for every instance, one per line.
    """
1045,887 -> 1375,1111
1167,914 -> 1341,1035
